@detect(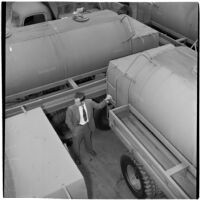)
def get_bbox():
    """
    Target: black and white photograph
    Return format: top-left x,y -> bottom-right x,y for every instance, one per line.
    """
3,1 -> 199,198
